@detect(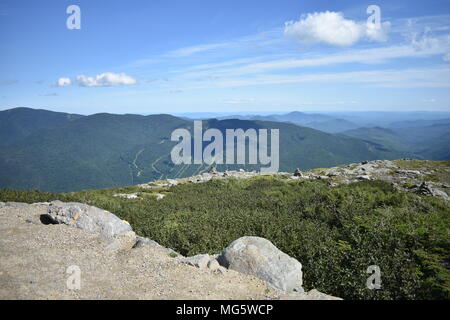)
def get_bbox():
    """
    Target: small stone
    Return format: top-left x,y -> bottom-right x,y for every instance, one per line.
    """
156,194 -> 165,200
167,179 -> 178,186
105,231 -> 137,251
209,167 -> 217,174
180,254 -> 210,269
207,259 -> 220,271
214,266 -> 227,275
